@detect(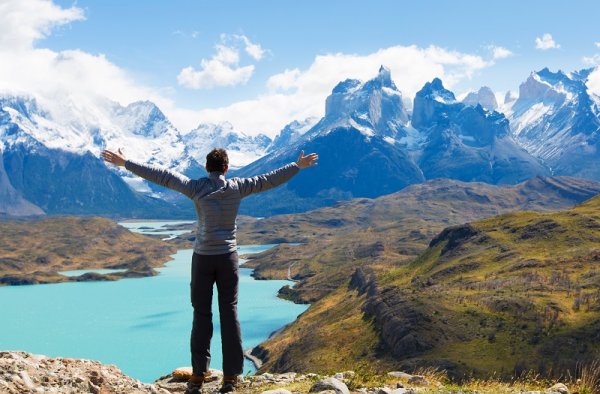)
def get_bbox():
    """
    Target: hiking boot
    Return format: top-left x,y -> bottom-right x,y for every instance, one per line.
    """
185,373 -> 206,394
219,375 -> 238,393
